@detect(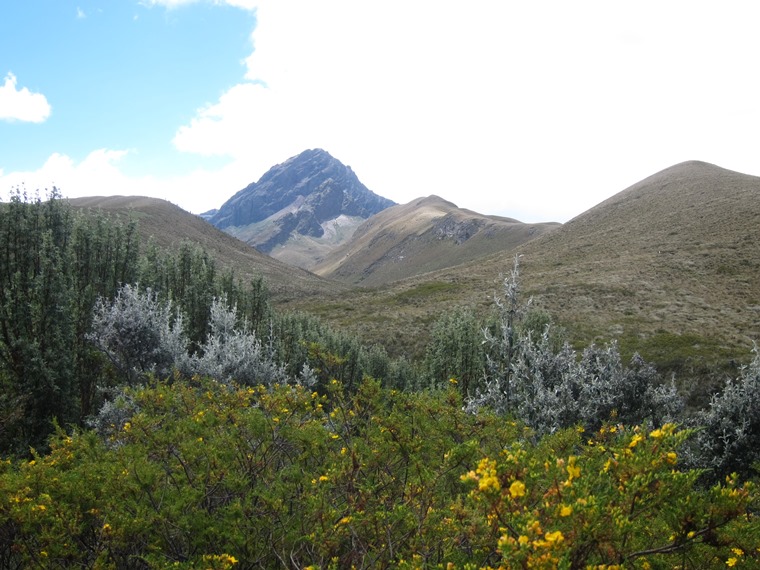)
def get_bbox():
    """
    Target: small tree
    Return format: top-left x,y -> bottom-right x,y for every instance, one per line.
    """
422,306 -> 485,396
475,254 -> 530,414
